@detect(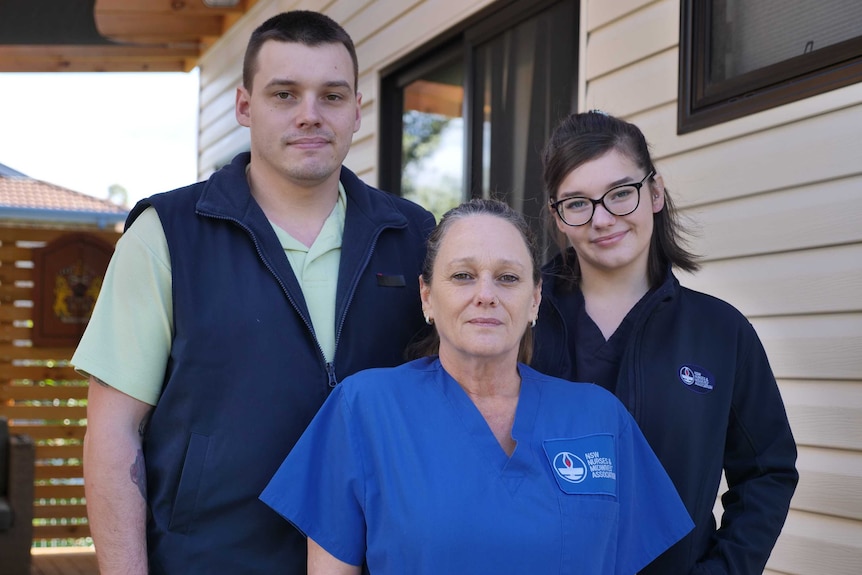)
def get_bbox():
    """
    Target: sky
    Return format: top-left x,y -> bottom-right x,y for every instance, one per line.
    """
0,70 -> 202,208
